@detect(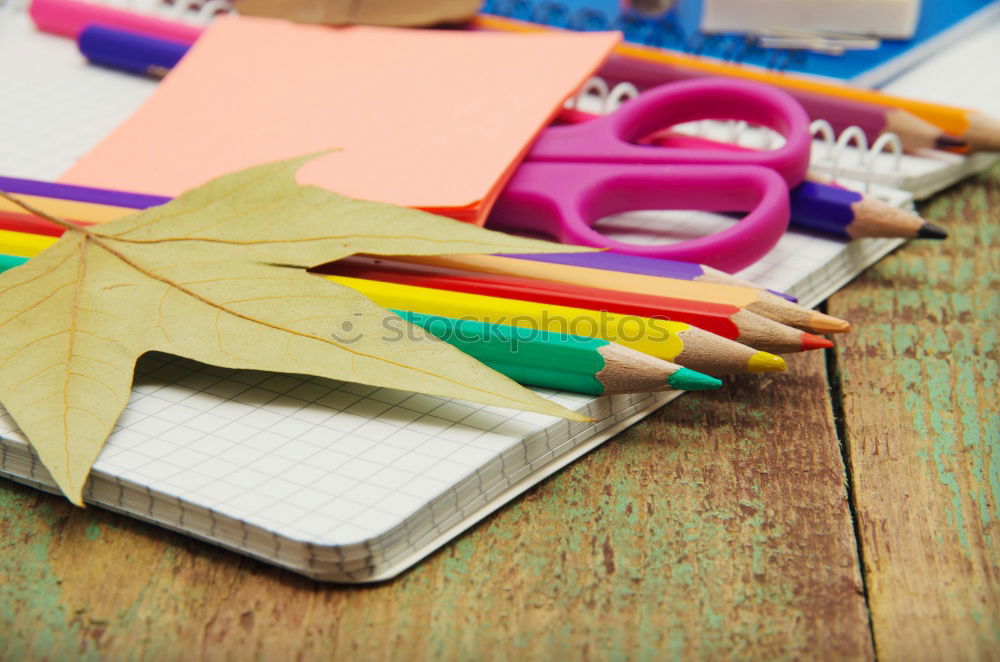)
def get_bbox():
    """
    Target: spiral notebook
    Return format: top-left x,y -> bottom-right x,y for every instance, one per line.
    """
0,3 -> 988,582
481,0 -> 1000,86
